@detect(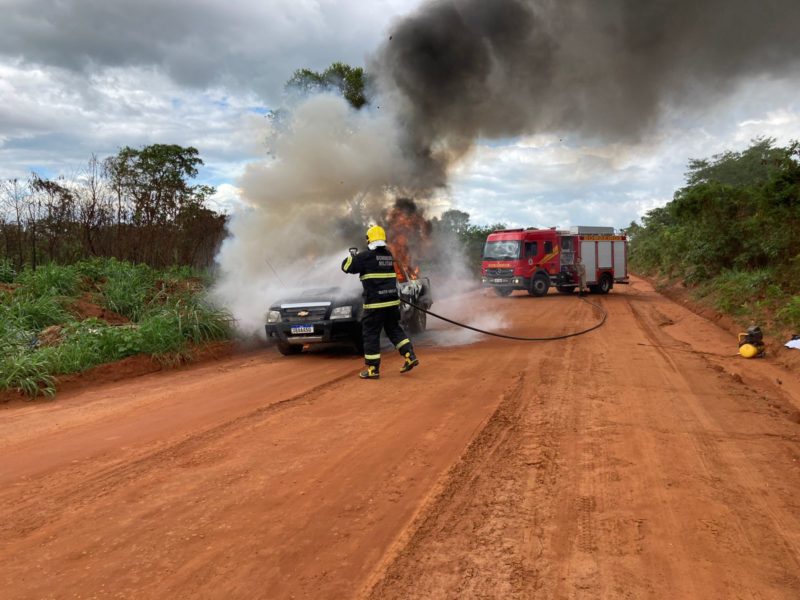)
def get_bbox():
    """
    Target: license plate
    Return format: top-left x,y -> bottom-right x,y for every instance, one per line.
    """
492,278 -> 507,283
290,325 -> 314,335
